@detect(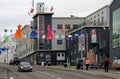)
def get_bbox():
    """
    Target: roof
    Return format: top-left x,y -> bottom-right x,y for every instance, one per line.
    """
86,5 -> 109,18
